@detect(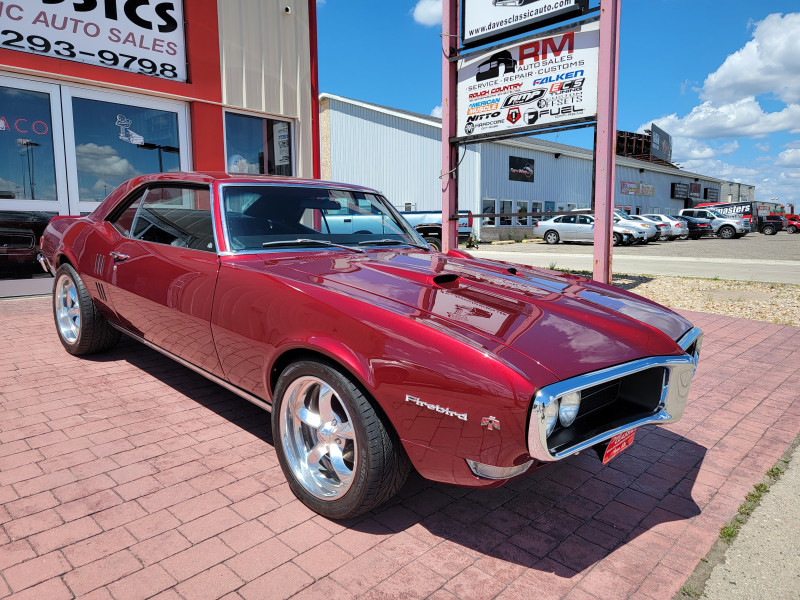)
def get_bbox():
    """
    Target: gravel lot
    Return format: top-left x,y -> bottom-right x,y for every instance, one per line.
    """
609,274 -> 800,327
